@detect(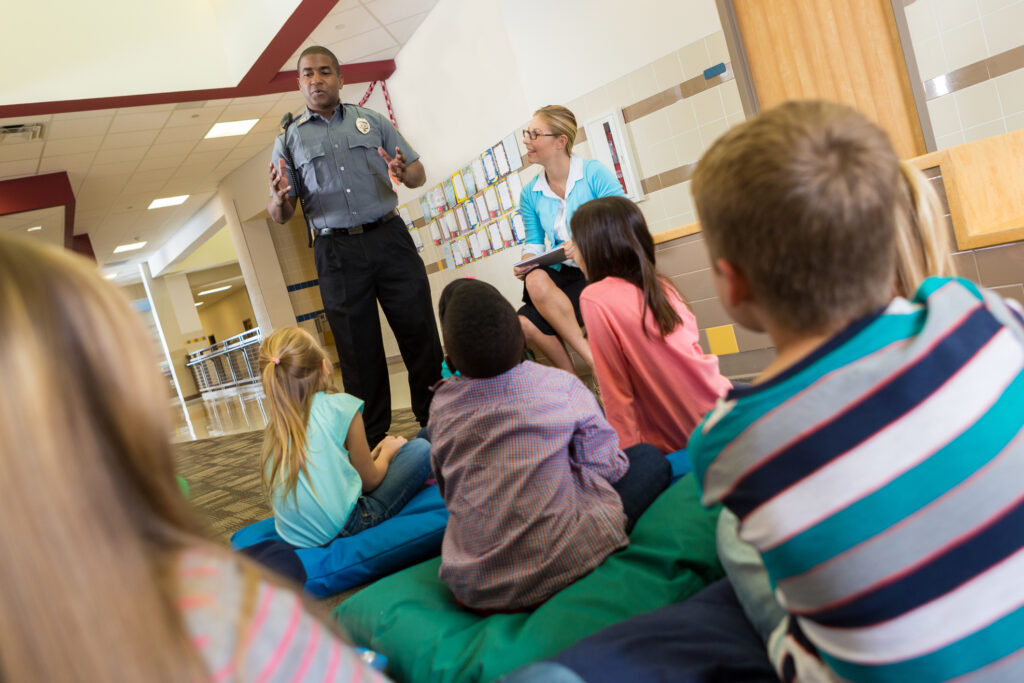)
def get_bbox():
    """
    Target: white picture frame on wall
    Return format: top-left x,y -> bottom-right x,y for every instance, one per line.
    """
583,109 -> 645,203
